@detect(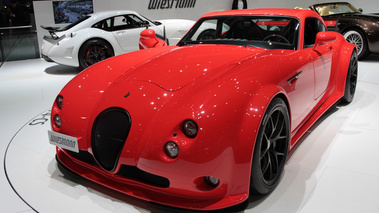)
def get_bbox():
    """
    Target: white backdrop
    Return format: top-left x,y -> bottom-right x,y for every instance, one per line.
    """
34,0 -> 379,55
